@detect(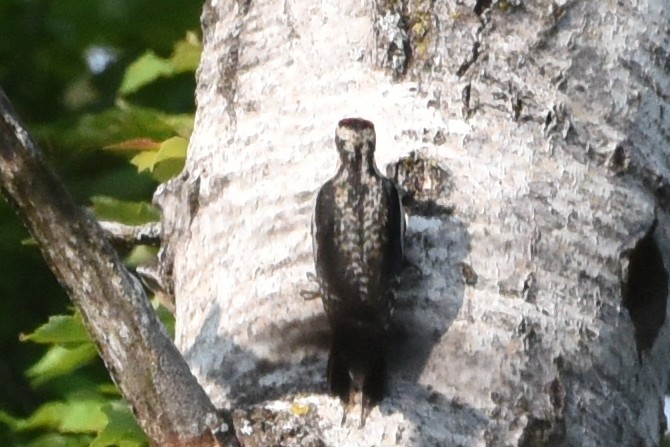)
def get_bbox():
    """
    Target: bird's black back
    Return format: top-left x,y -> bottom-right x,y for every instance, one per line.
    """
312,166 -> 403,327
